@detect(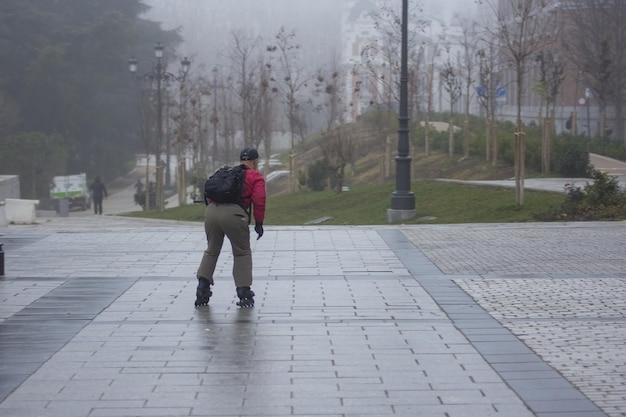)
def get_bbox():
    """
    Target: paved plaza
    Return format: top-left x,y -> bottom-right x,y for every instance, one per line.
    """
1,213 -> 625,417
1,151 -> 625,416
